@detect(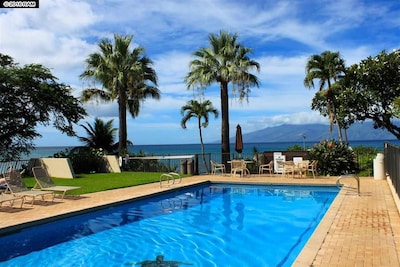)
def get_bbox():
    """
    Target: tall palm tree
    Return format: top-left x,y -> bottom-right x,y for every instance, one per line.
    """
78,118 -> 117,153
184,31 -> 260,165
80,34 -> 160,155
181,99 -> 219,173
304,50 -> 345,142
